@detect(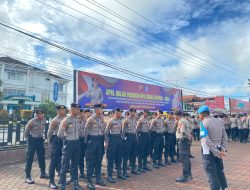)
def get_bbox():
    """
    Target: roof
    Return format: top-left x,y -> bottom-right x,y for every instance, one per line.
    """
183,95 -> 215,103
0,56 -> 70,81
